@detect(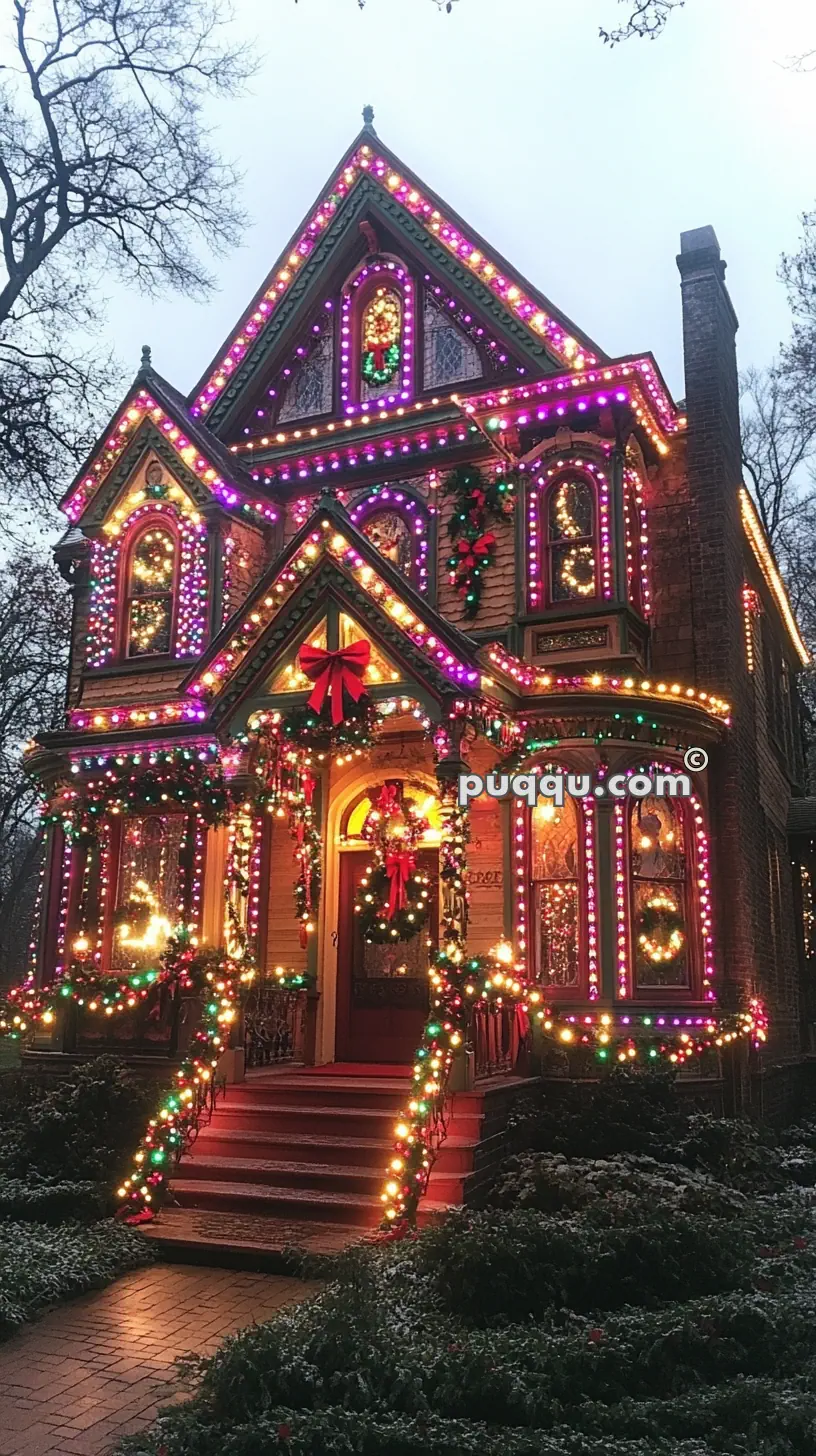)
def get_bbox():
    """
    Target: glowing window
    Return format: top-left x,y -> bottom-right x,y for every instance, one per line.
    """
111,816 -> 184,970
343,783 -> 442,842
126,527 -> 176,657
532,796 -> 580,989
547,478 -> 597,603
631,796 -> 690,990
